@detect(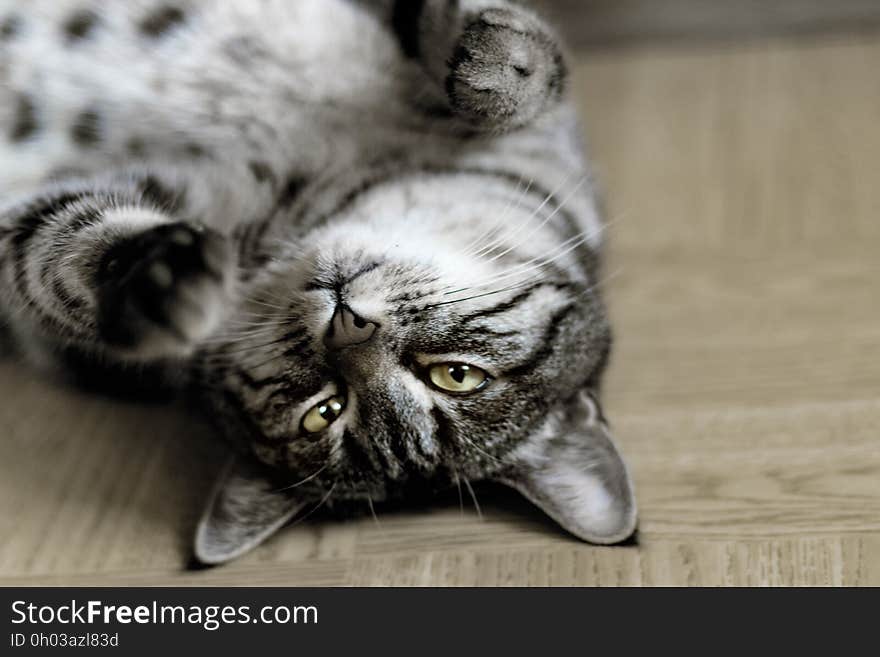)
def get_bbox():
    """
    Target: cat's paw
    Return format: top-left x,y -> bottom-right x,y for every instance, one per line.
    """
97,222 -> 234,359
446,8 -> 566,130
